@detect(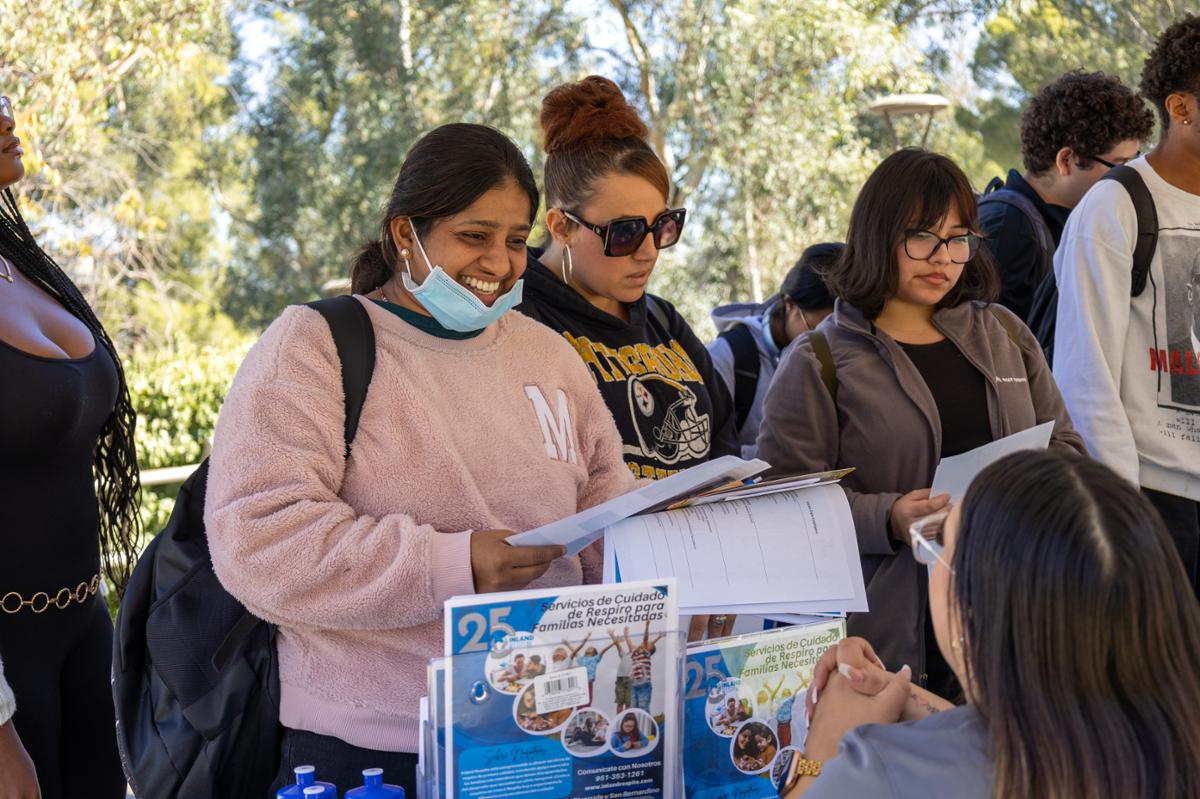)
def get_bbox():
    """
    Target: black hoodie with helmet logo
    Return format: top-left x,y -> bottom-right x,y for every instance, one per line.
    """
517,249 -> 739,480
